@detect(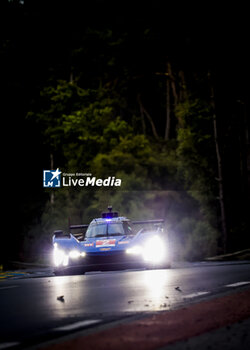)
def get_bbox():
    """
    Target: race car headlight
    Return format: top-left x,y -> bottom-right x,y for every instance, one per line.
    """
53,245 -> 86,267
143,236 -> 165,263
69,250 -> 86,259
126,236 -> 166,263
54,247 -> 68,267
126,245 -> 143,255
